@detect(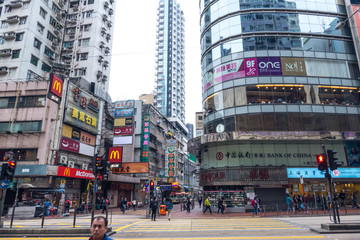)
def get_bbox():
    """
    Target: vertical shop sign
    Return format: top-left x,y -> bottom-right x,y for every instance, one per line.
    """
140,114 -> 150,162
165,139 -> 177,177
